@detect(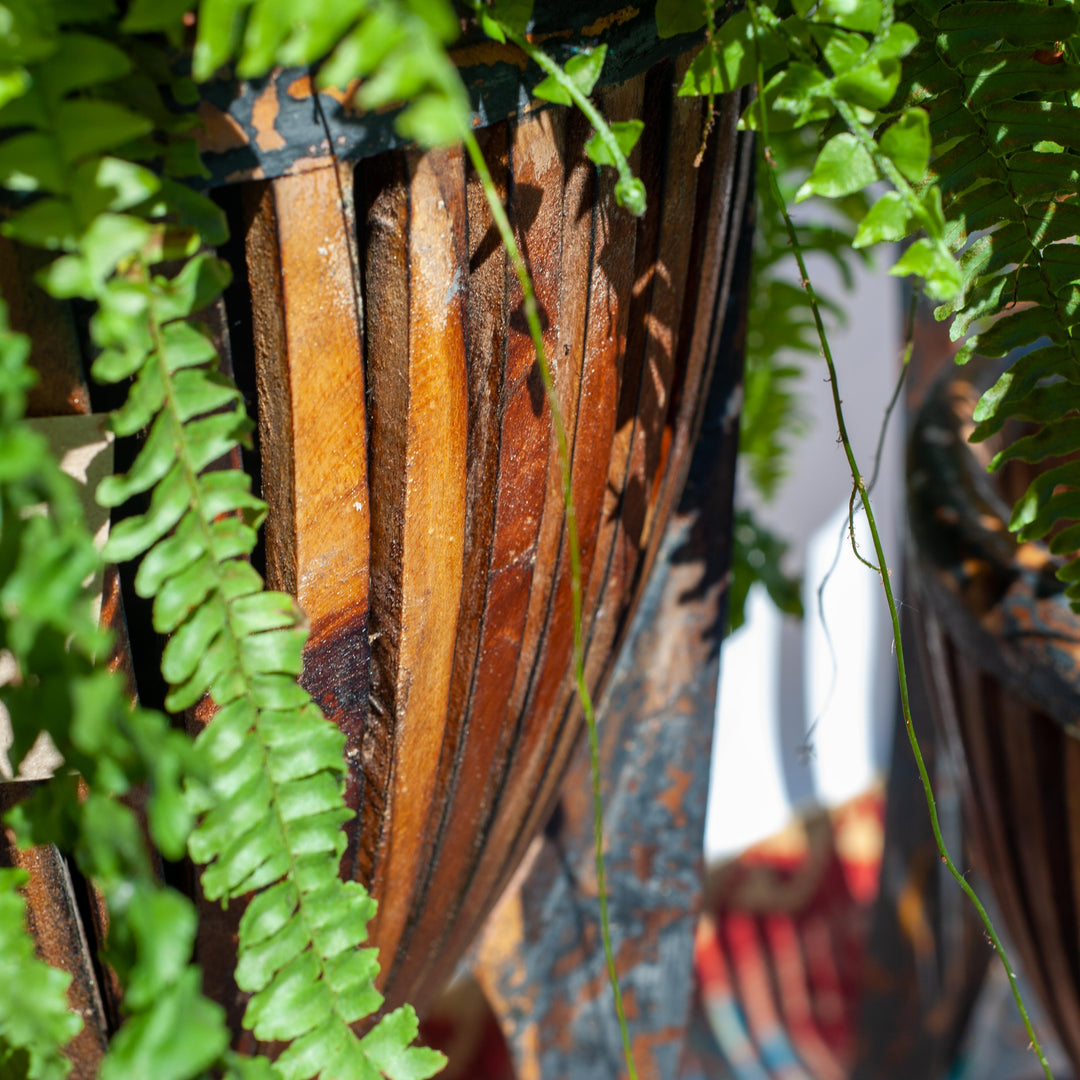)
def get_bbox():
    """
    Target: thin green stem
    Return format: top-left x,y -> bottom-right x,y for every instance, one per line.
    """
462,128 -> 639,1080
747,4 -> 1055,1077
814,288 -> 916,729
